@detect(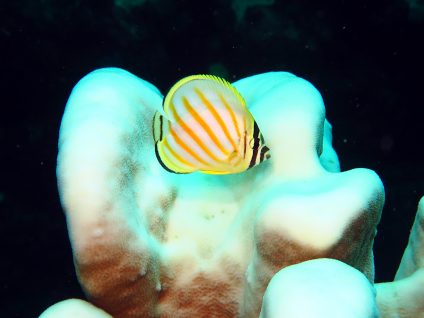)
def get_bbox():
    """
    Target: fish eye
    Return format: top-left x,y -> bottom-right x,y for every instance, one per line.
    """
249,138 -> 255,148
249,137 -> 260,149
